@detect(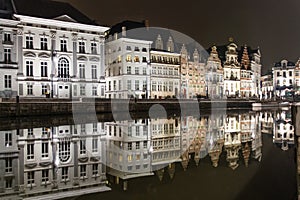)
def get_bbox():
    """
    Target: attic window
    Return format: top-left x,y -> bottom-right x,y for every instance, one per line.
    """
126,46 -> 131,51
